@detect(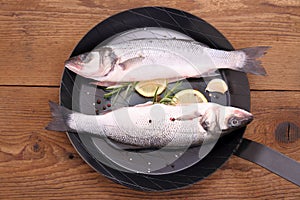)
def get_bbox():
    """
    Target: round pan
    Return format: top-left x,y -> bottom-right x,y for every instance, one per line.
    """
60,7 -> 250,191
